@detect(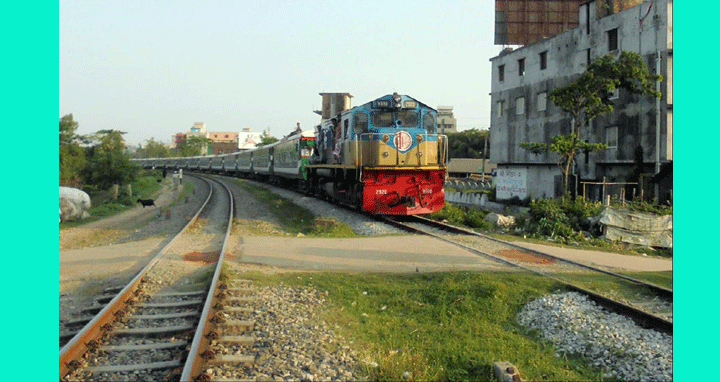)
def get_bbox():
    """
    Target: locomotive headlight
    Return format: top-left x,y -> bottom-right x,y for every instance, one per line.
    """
393,92 -> 402,108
